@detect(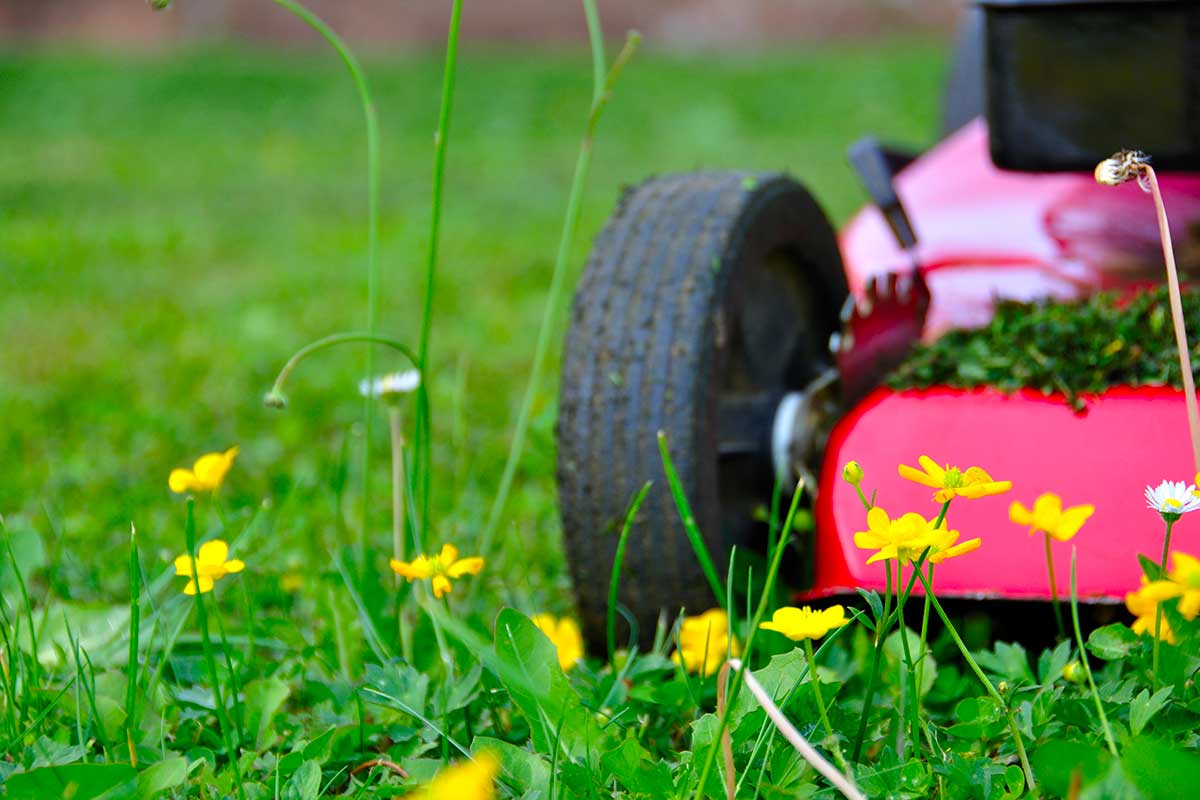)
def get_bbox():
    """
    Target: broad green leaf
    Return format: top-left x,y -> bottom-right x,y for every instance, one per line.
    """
364,660 -> 429,715
974,641 -> 1033,684
243,677 -> 291,751
4,764 -> 138,800
1121,736 -> 1200,797
1129,686 -> 1172,736
1037,639 -> 1072,684
135,757 -> 187,798
599,736 -> 673,797
473,736 -> 550,797
1078,759 -> 1142,800
493,608 -> 604,757
1030,740 -> 1112,798
282,759 -> 322,800
301,726 -> 337,764
1088,624 -> 1139,660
